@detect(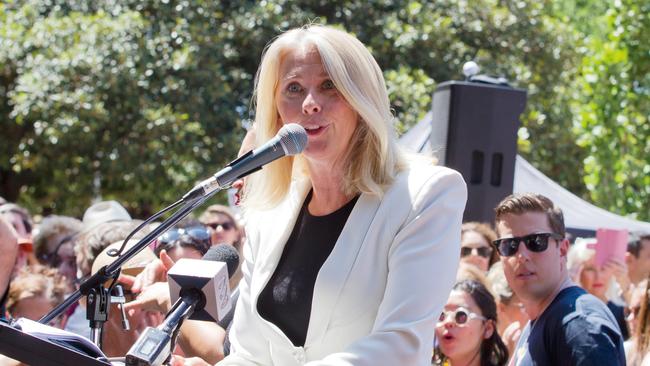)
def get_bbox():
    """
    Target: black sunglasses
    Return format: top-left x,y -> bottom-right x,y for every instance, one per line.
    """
492,232 -> 564,257
206,221 -> 235,231
157,226 -> 211,248
460,246 -> 492,258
